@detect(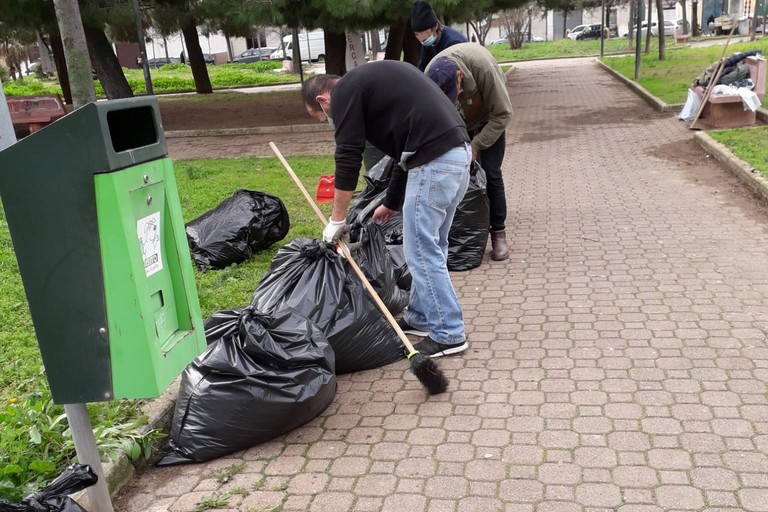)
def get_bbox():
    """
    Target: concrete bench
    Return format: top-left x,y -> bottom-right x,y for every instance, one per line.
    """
674,28 -> 691,44
693,55 -> 766,129
7,94 -> 67,135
